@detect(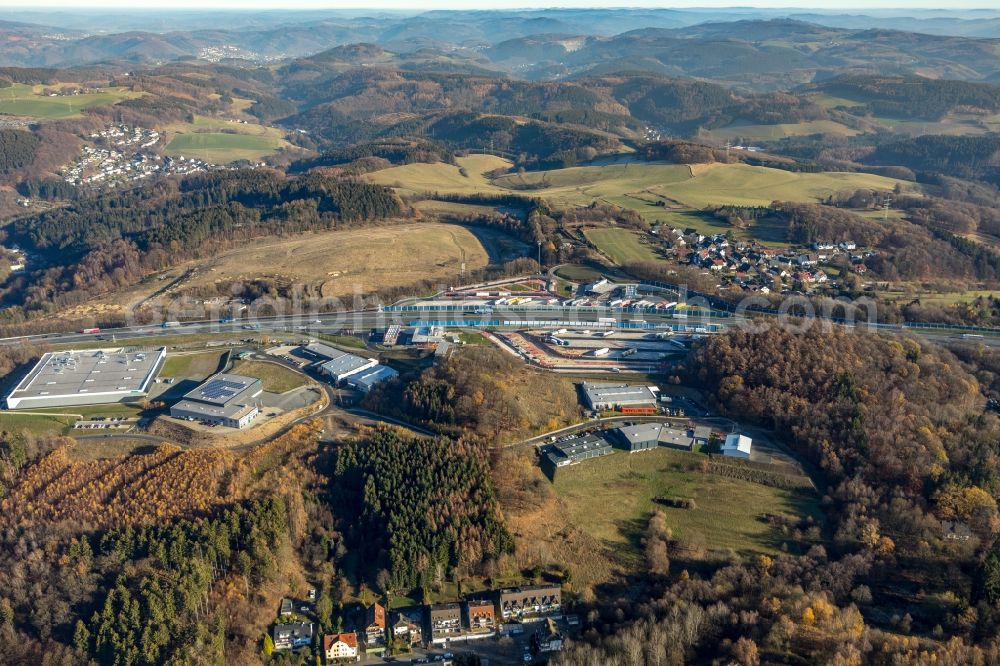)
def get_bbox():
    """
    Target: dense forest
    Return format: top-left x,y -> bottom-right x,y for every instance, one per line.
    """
0,128 -> 40,175
331,426 -> 514,593
864,134 -> 1000,183
0,492 -> 288,665
810,74 -> 1000,121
